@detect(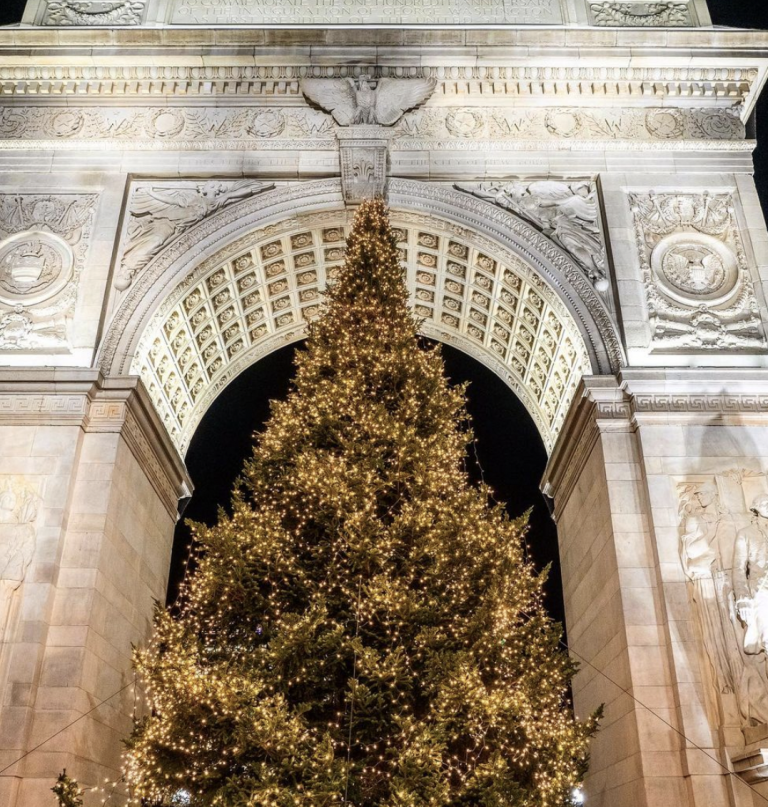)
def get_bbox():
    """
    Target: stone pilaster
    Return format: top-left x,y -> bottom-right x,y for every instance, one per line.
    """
0,370 -> 191,807
544,371 -> 768,807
